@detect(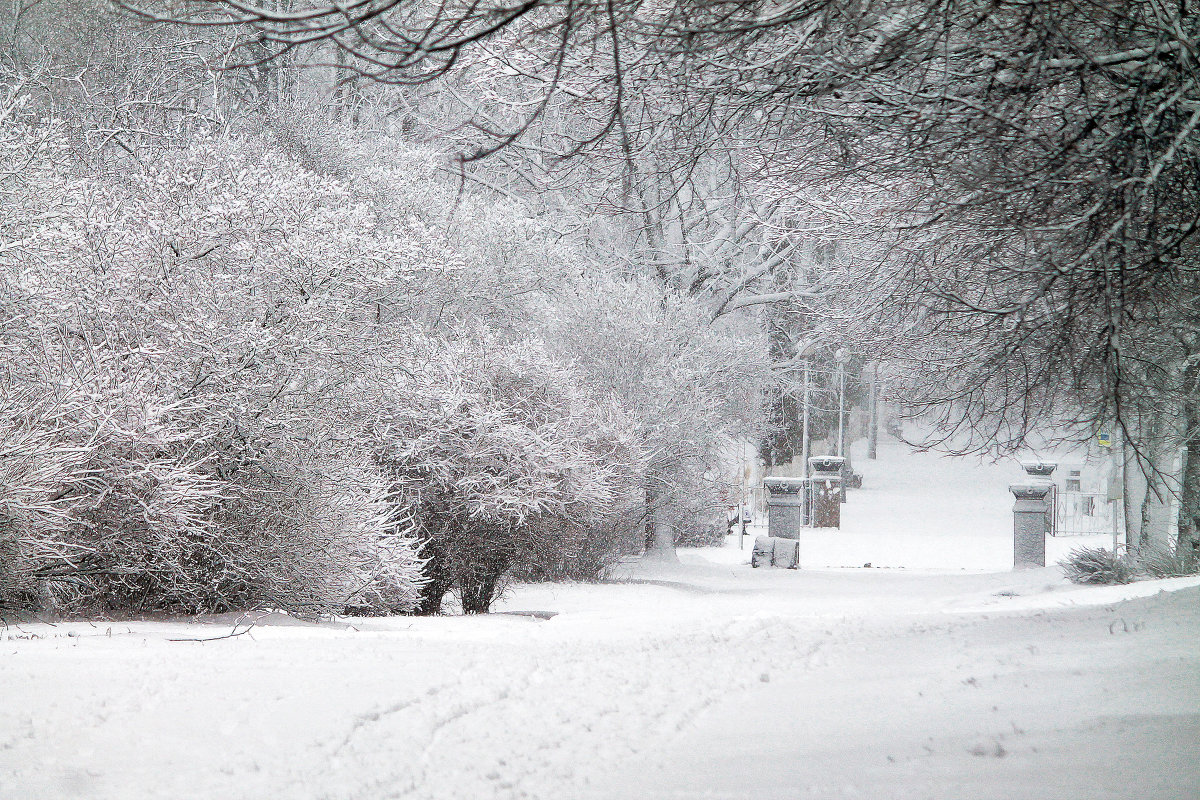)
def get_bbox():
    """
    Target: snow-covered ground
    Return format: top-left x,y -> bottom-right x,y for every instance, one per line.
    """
3,438 -> 1198,799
